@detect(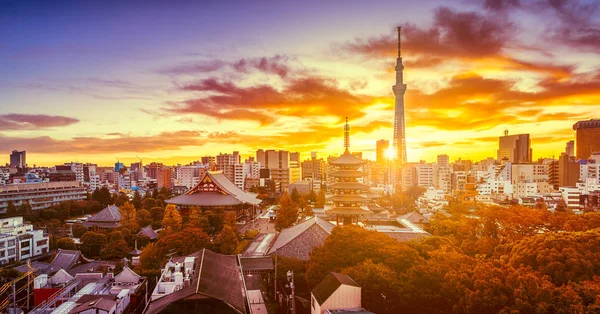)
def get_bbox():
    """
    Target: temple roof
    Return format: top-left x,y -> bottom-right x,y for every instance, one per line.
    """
324,205 -> 371,216
114,266 -> 142,284
329,170 -> 365,178
43,249 -> 82,275
166,171 -> 261,207
138,225 -> 158,240
330,153 -> 366,166
267,217 -> 334,257
82,205 -> 121,228
328,195 -> 371,202
330,182 -> 369,190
